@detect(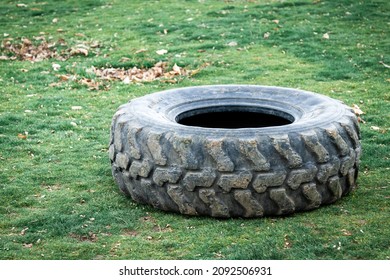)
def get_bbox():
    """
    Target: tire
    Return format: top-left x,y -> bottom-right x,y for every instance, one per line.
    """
109,85 -> 361,218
